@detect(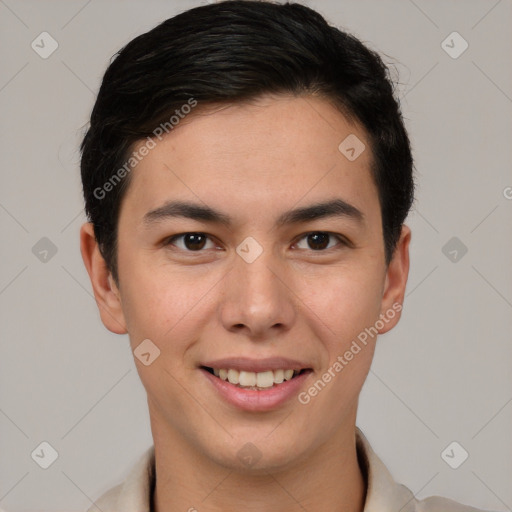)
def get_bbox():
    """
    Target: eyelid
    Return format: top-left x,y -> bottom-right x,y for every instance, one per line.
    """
164,232 -> 219,251
164,231 -> 351,252
292,231 -> 351,250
